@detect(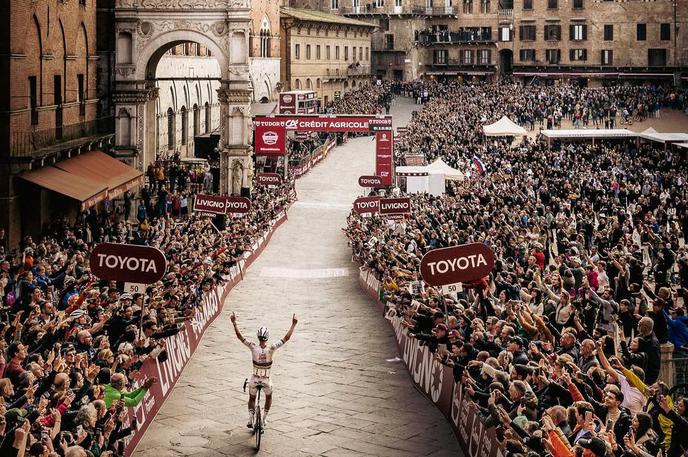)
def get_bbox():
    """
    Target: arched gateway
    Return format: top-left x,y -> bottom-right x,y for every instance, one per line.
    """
113,0 -> 253,194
